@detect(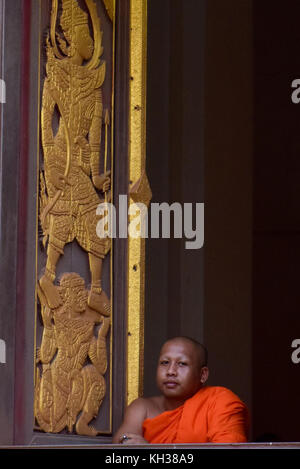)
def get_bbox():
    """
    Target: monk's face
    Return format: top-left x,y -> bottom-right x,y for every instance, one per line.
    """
156,339 -> 208,401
